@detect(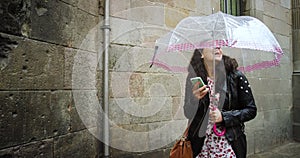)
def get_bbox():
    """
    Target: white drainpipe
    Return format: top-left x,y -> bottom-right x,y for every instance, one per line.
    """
102,0 -> 110,157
